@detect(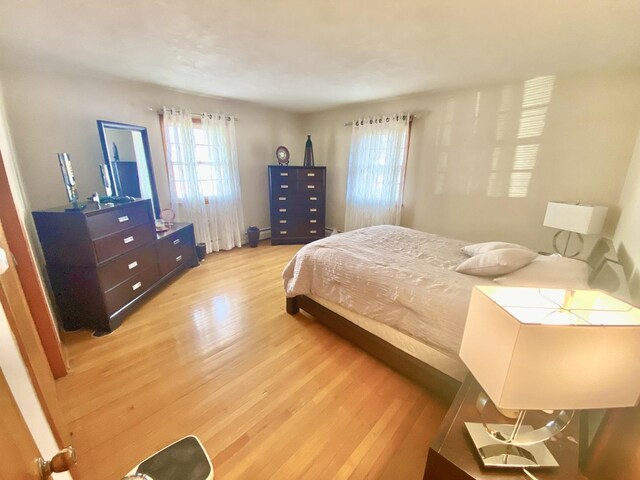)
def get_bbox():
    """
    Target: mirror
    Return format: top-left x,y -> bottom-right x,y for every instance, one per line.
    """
96,120 -> 160,217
